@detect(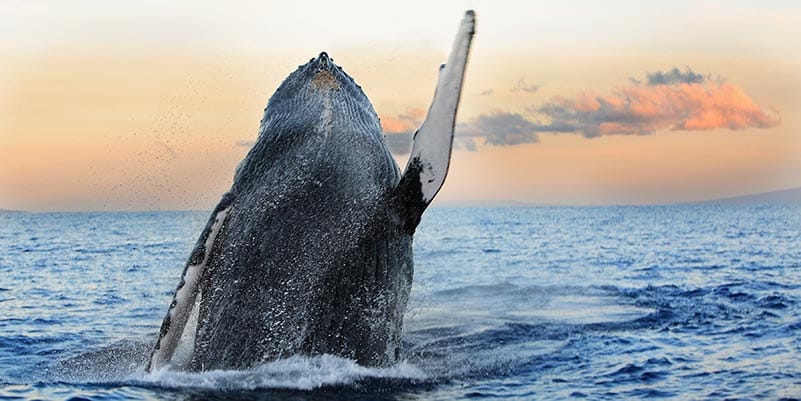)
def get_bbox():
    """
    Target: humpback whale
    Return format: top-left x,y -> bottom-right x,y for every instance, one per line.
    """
147,11 -> 475,372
